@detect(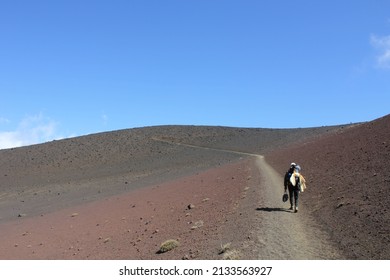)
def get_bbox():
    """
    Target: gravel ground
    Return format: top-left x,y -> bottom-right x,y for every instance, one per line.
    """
0,115 -> 388,259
